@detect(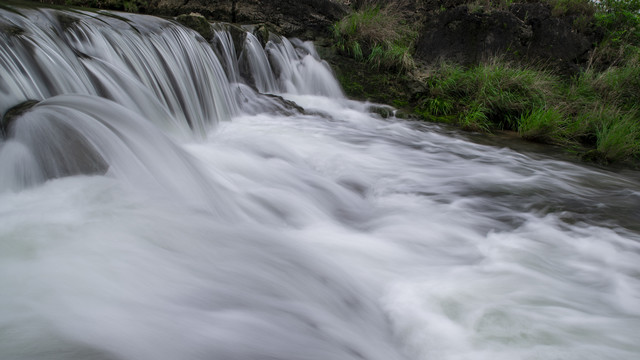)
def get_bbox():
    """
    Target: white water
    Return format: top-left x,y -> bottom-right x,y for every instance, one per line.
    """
1,7 -> 640,360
